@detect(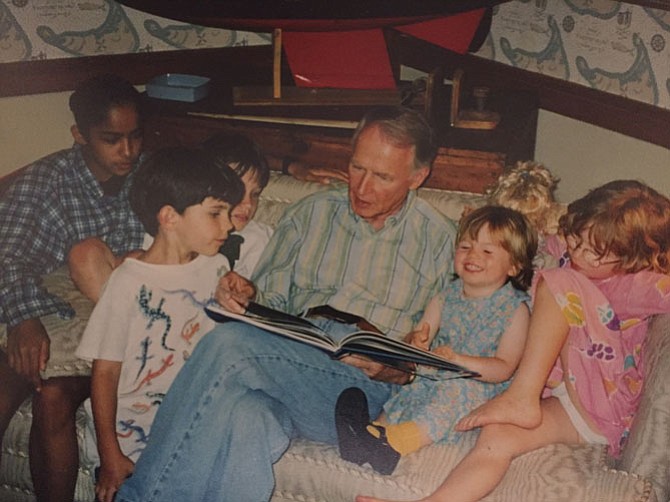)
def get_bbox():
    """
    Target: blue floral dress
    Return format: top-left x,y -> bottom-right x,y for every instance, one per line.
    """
383,279 -> 529,443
